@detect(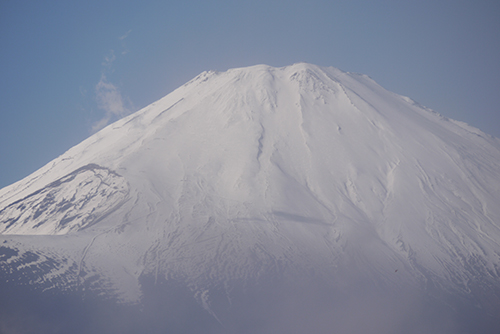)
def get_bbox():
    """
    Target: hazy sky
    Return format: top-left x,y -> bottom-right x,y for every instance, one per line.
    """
1,0 -> 499,189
